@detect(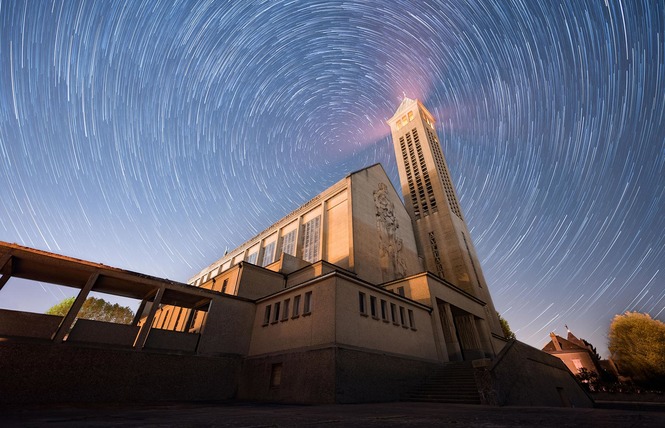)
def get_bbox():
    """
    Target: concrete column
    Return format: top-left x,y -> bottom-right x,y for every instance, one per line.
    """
256,238 -> 266,267
131,298 -> 149,326
0,253 -> 13,291
134,285 -> 165,350
52,272 -> 99,342
441,302 -> 463,361
321,199 -> 328,262
194,300 -> 213,355
476,317 -> 495,357
294,215 -> 304,260
431,302 -> 451,362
